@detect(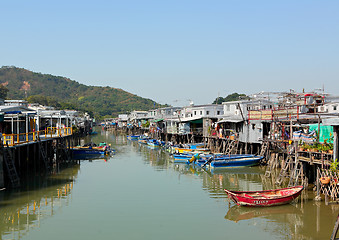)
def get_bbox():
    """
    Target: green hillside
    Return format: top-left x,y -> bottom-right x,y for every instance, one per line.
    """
0,66 -> 164,118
